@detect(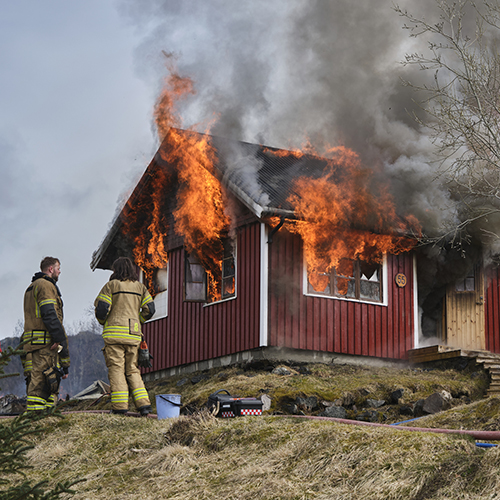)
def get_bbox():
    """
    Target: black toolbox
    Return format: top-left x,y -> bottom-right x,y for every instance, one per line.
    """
208,389 -> 263,417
